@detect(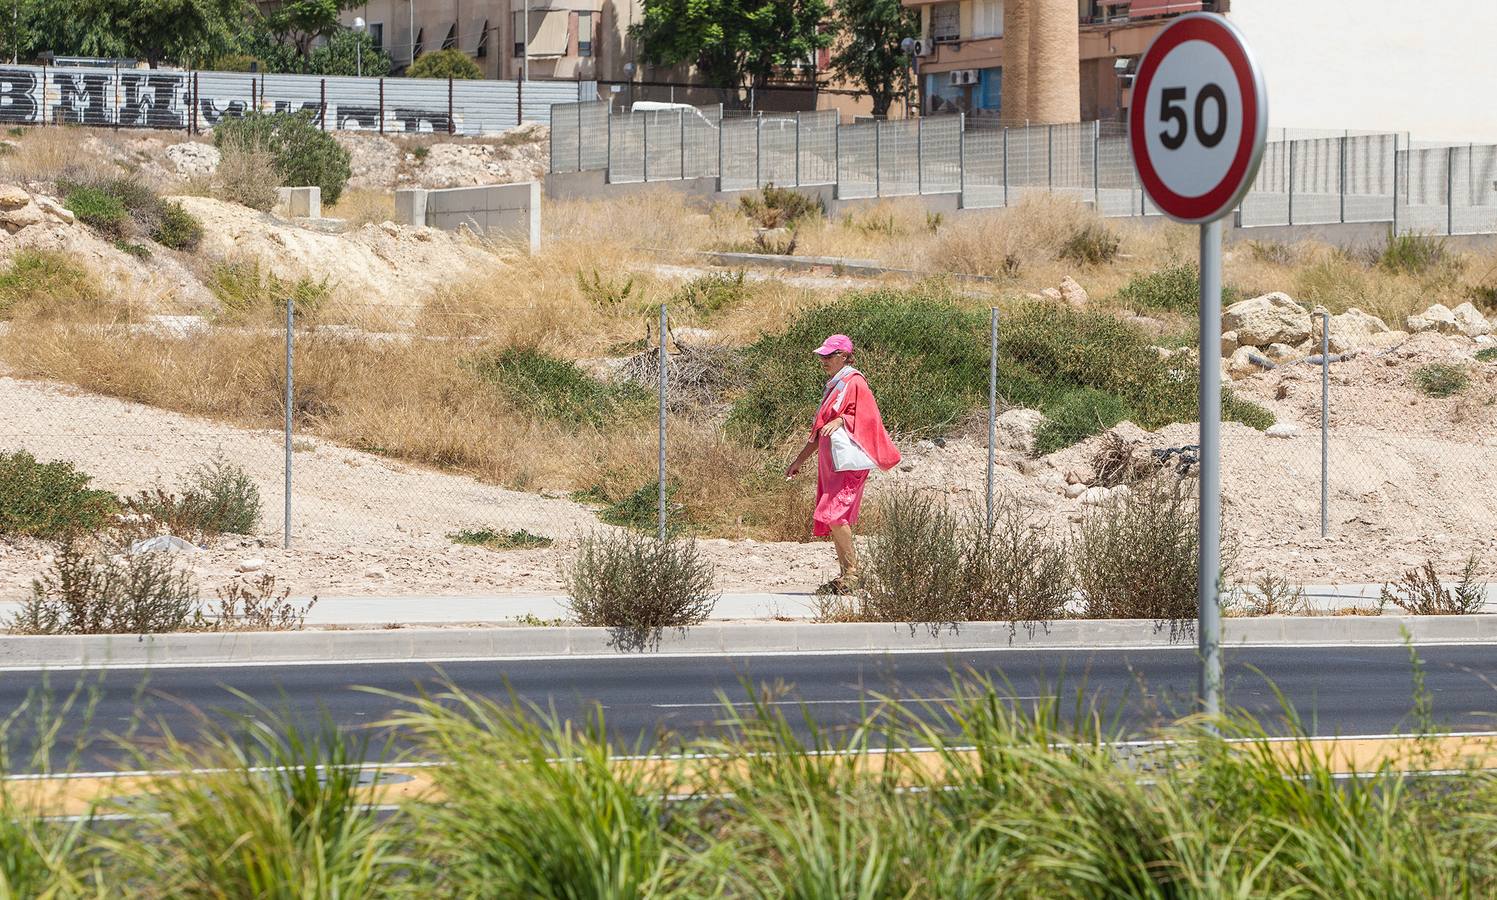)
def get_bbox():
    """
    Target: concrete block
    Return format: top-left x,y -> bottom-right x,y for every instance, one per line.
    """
717,623 -> 802,653
284,186 -> 321,218
479,627 -> 570,657
1226,617 -> 1287,645
1402,615 -> 1481,643
1278,617 -> 1354,644
418,182 -> 540,253
394,189 -> 428,228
